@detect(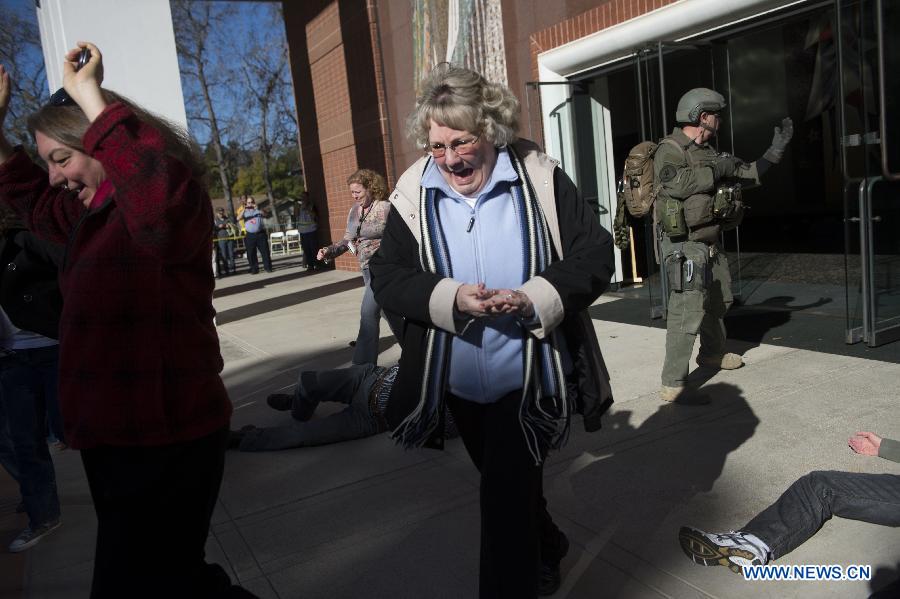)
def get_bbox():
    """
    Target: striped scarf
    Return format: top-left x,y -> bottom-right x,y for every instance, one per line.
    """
391,146 -> 572,464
